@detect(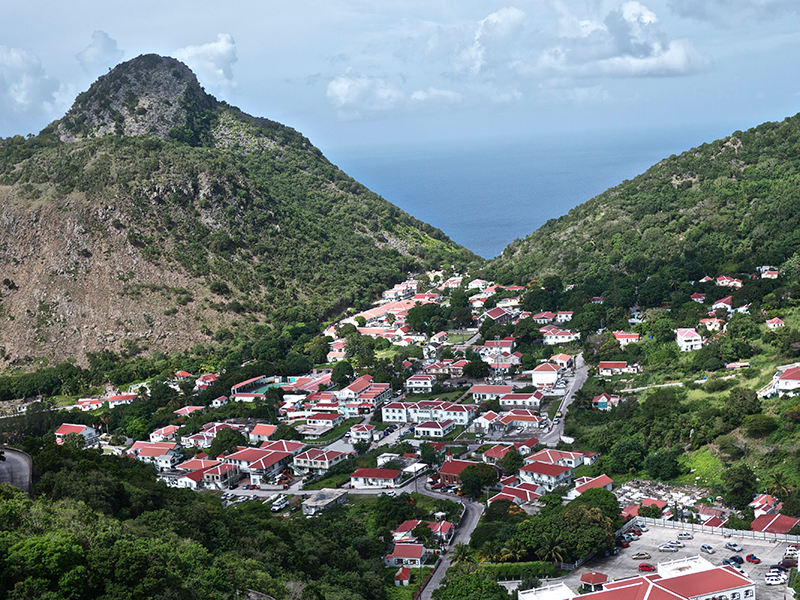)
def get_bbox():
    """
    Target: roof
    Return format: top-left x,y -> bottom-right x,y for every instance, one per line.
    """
520,461 -> 572,477
483,445 -> 512,460
416,420 -> 453,430
750,513 -> 800,534
352,468 -> 402,479
388,544 -> 426,559
532,362 -> 560,372
581,572 -> 609,585
175,458 -> 221,471
55,423 -> 89,435
598,361 -> 628,369
395,567 -> 411,581
251,423 -> 277,436
472,384 -> 515,394
309,413 -> 342,421
439,459 -> 479,476
575,474 -> 613,494
260,440 -> 306,453
780,366 -> 800,381
174,406 -> 204,416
